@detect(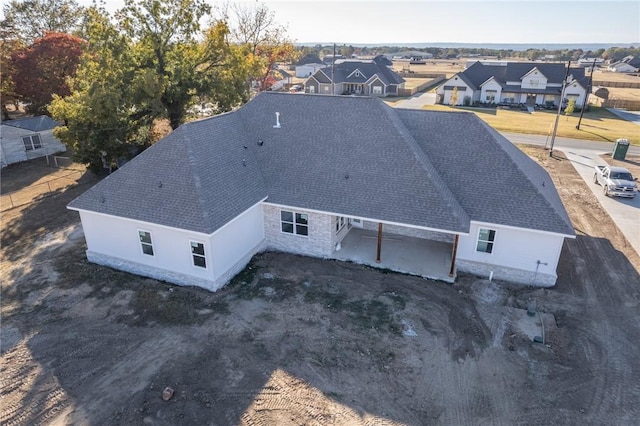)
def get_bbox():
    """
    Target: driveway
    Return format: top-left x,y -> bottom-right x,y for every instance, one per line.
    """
501,132 -> 640,256
394,92 -> 437,109
607,108 -> 640,127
